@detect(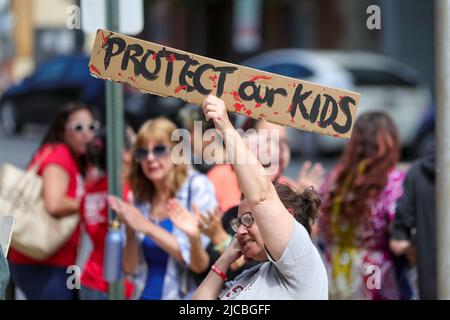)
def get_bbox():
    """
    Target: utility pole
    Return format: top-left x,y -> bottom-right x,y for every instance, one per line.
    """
436,0 -> 450,300
105,0 -> 124,300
